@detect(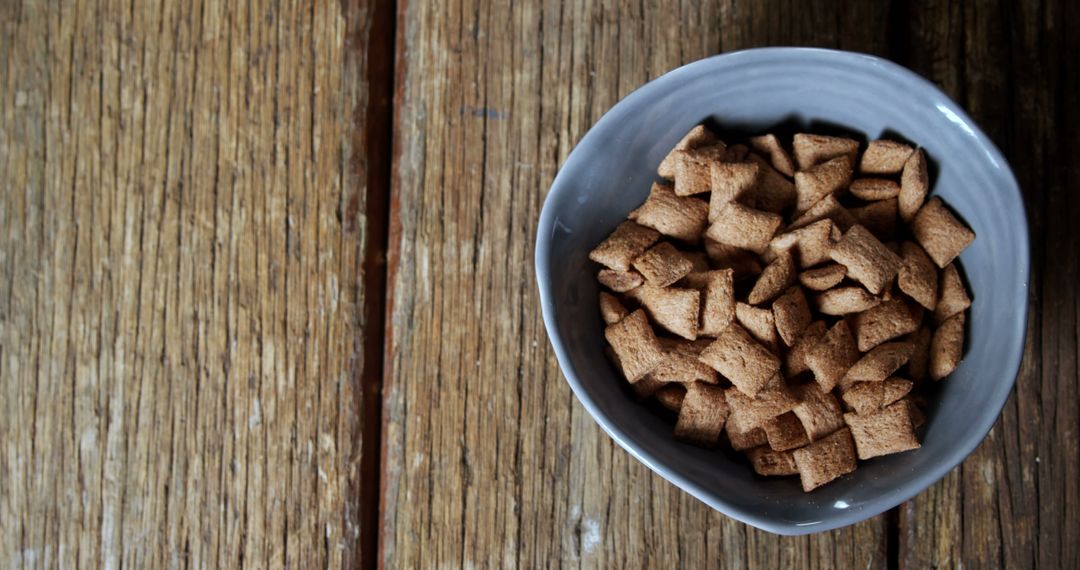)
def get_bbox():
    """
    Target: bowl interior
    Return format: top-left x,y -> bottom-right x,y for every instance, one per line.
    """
536,48 -> 1028,534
